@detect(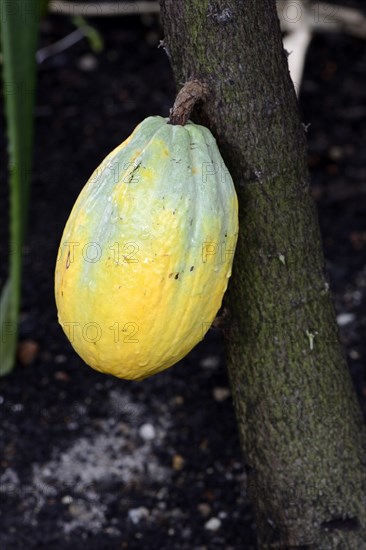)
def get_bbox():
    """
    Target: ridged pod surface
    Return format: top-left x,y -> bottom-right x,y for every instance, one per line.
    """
55,116 -> 238,380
